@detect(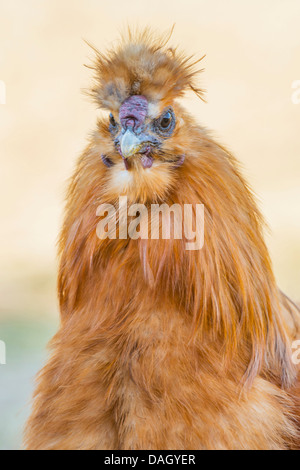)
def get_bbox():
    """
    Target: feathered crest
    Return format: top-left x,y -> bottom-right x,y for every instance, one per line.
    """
85,26 -> 206,111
